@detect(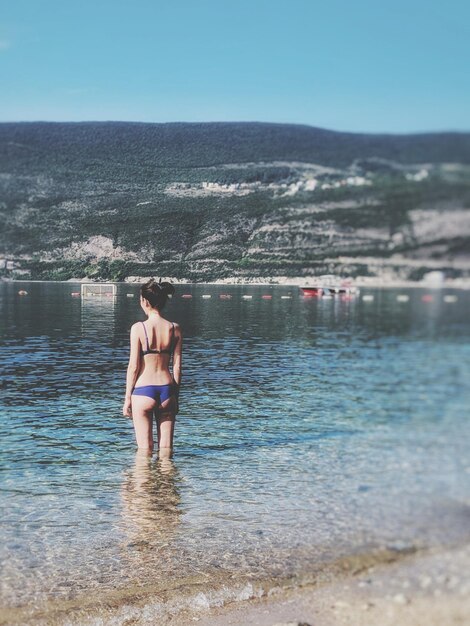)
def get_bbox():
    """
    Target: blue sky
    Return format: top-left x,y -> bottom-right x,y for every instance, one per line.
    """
1,0 -> 469,132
